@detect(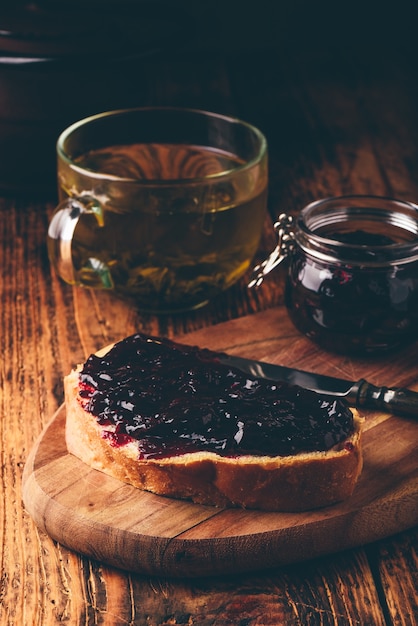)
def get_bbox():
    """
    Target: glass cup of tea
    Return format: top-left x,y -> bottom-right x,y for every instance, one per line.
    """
48,107 -> 268,313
